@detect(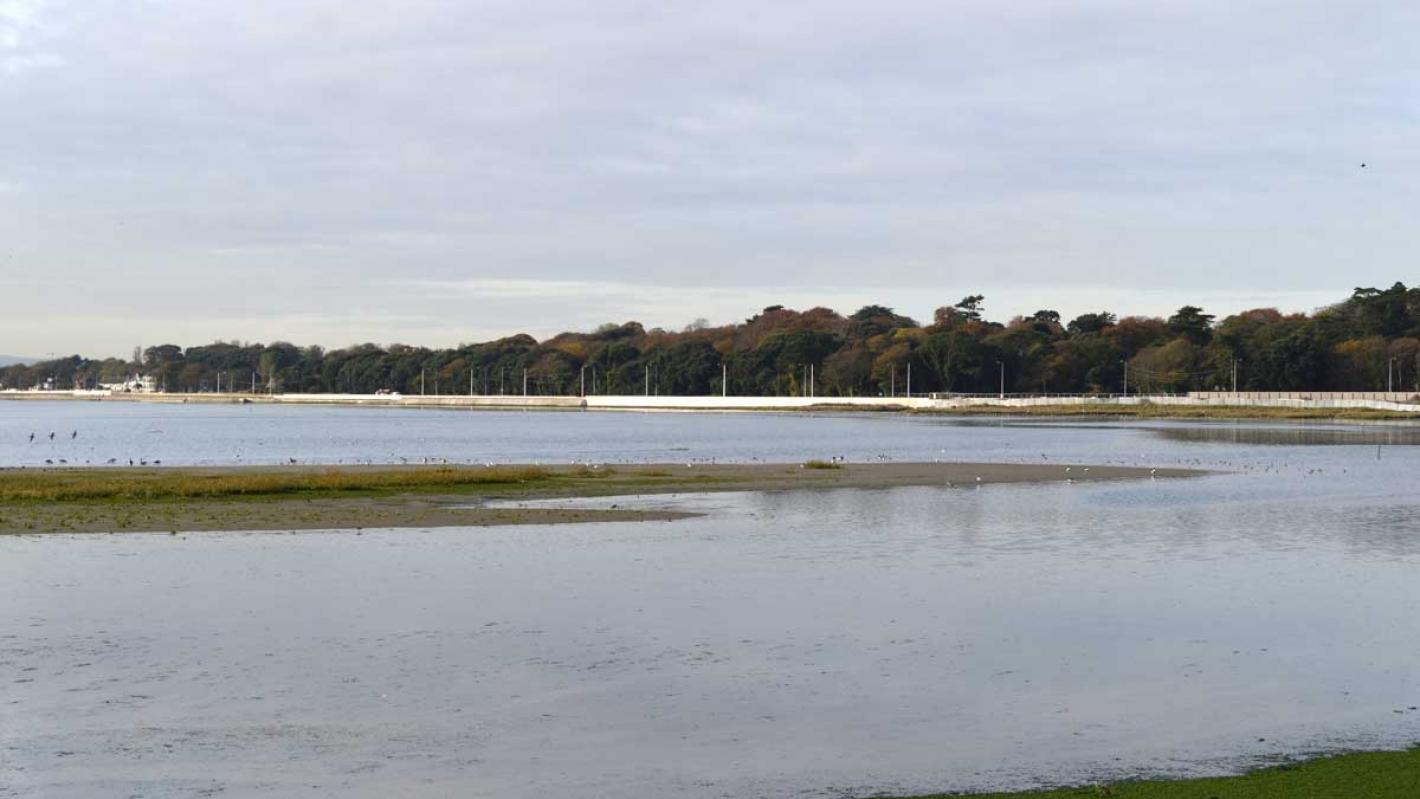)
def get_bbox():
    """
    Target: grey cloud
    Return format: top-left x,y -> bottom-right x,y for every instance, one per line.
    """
1,1 -> 1418,355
